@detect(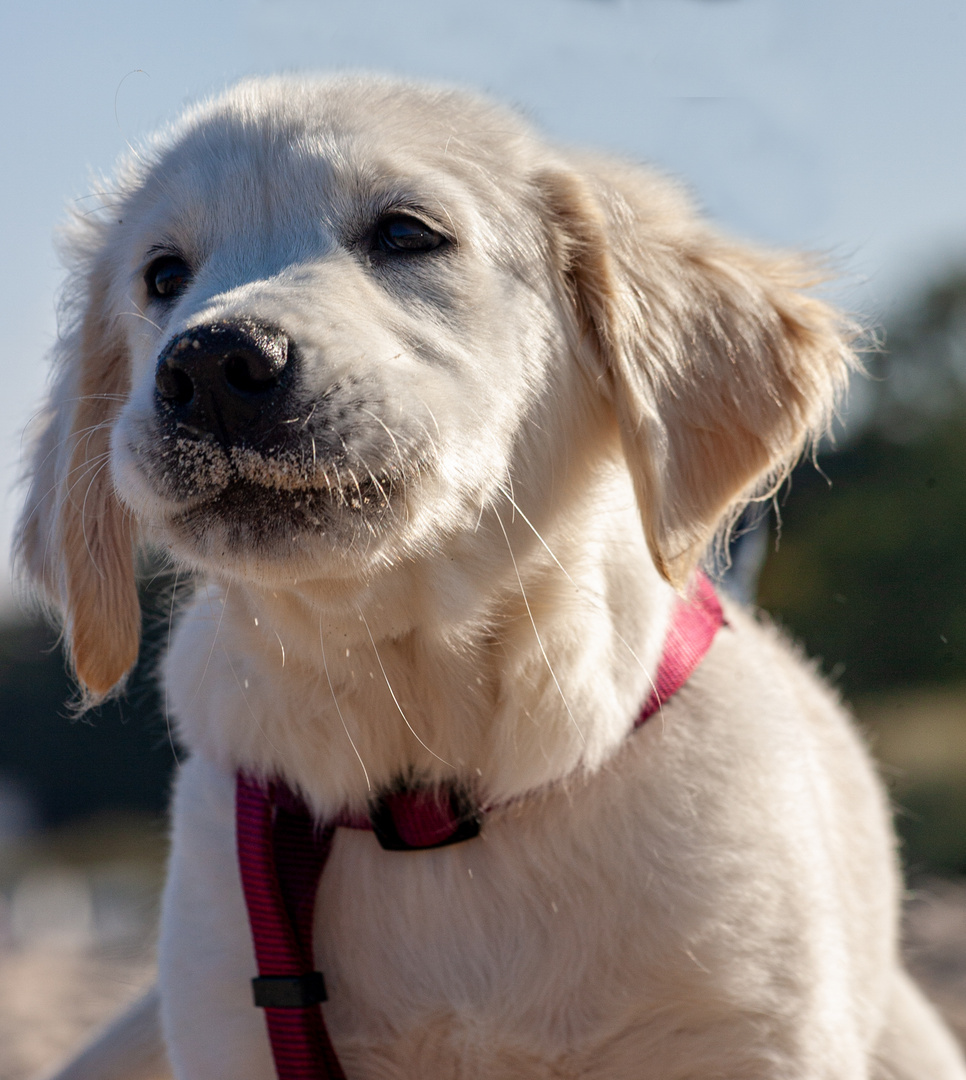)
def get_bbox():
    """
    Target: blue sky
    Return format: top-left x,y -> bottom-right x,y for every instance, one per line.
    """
3,0 -> 966,601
